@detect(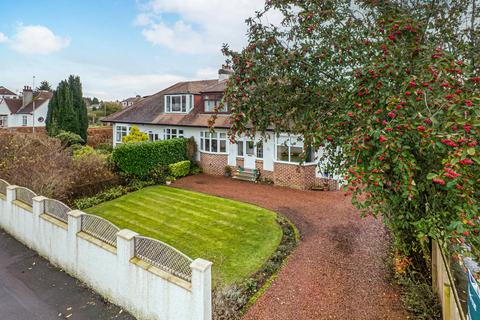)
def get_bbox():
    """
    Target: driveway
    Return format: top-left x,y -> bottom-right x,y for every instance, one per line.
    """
0,229 -> 135,320
174,174 -> 409,320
